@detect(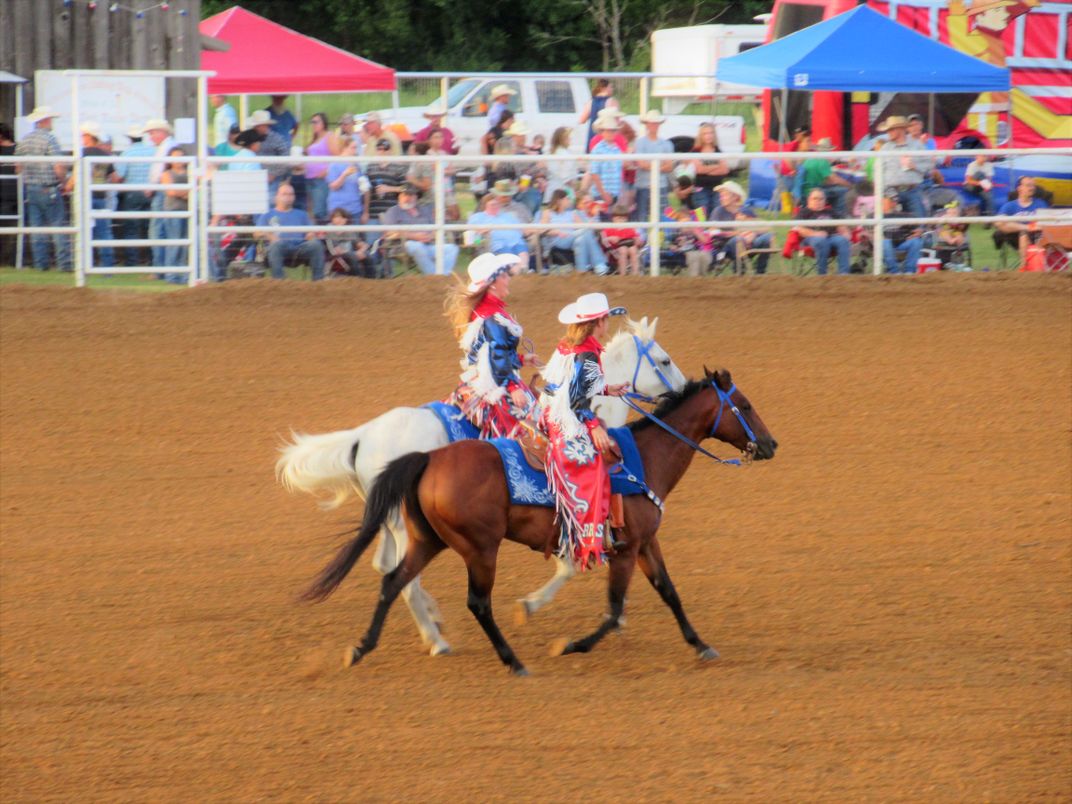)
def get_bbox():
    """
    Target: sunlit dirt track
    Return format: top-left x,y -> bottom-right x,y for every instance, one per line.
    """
1,274 -> 1069,801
